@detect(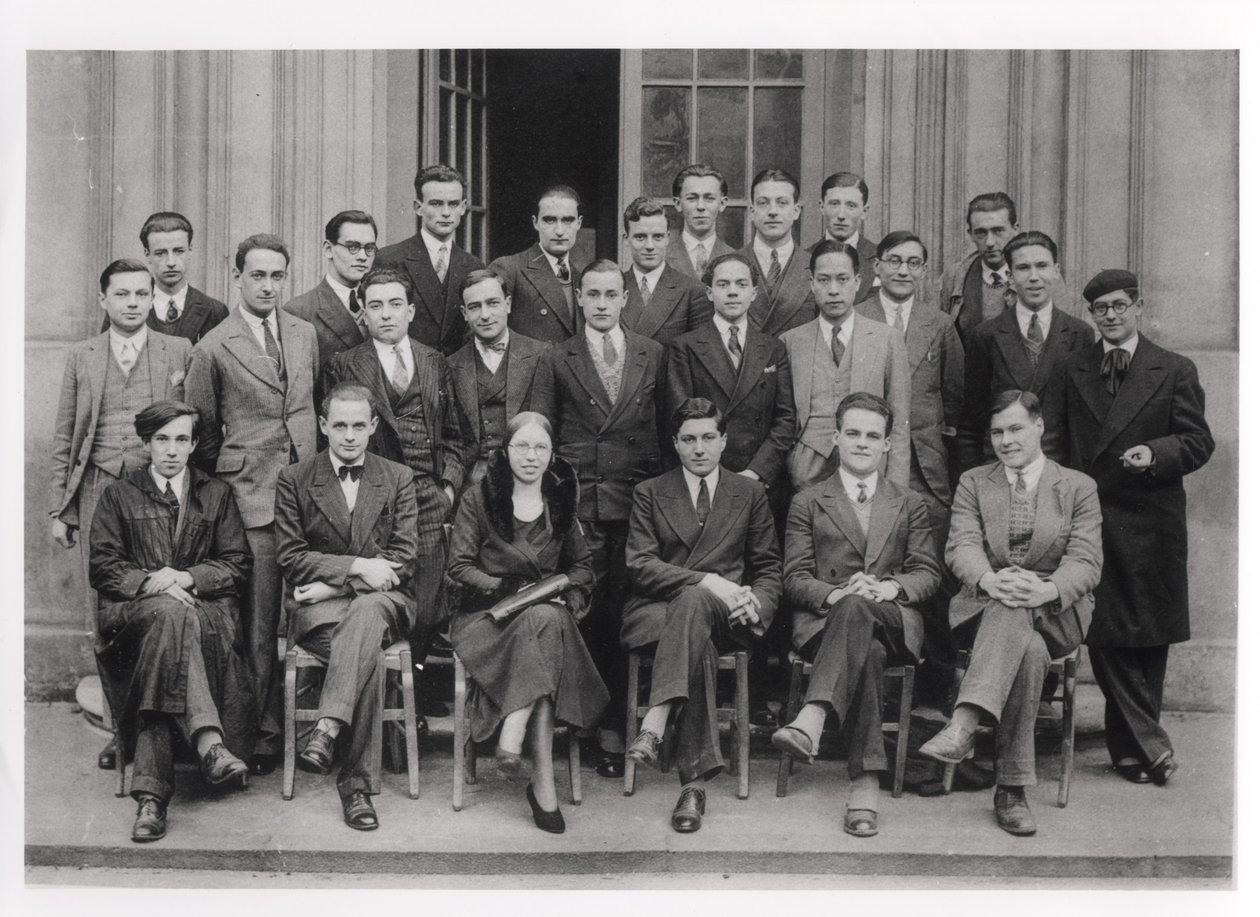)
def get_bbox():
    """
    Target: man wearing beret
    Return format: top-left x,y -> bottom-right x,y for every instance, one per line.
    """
1064,269 -> 1214,785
